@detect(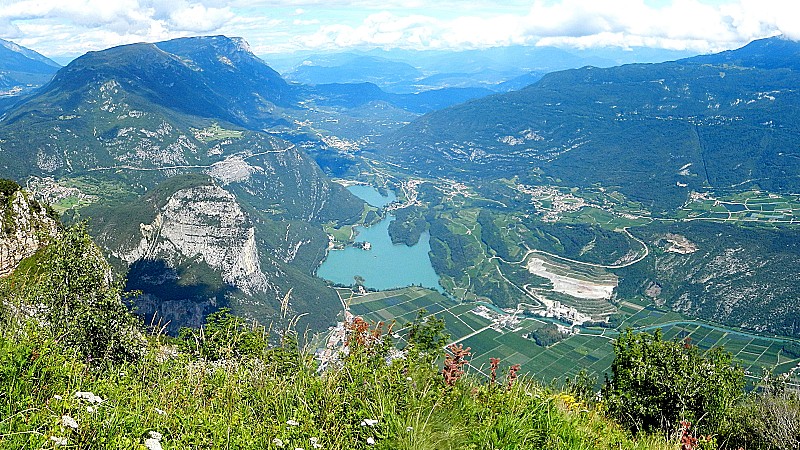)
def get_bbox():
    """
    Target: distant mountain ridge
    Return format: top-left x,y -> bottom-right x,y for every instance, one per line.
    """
0,38 -> 60,73
380,36 -> 800,211
0,38 -> 60,112
272,45 -> 696,94
683,35 -> 800,70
